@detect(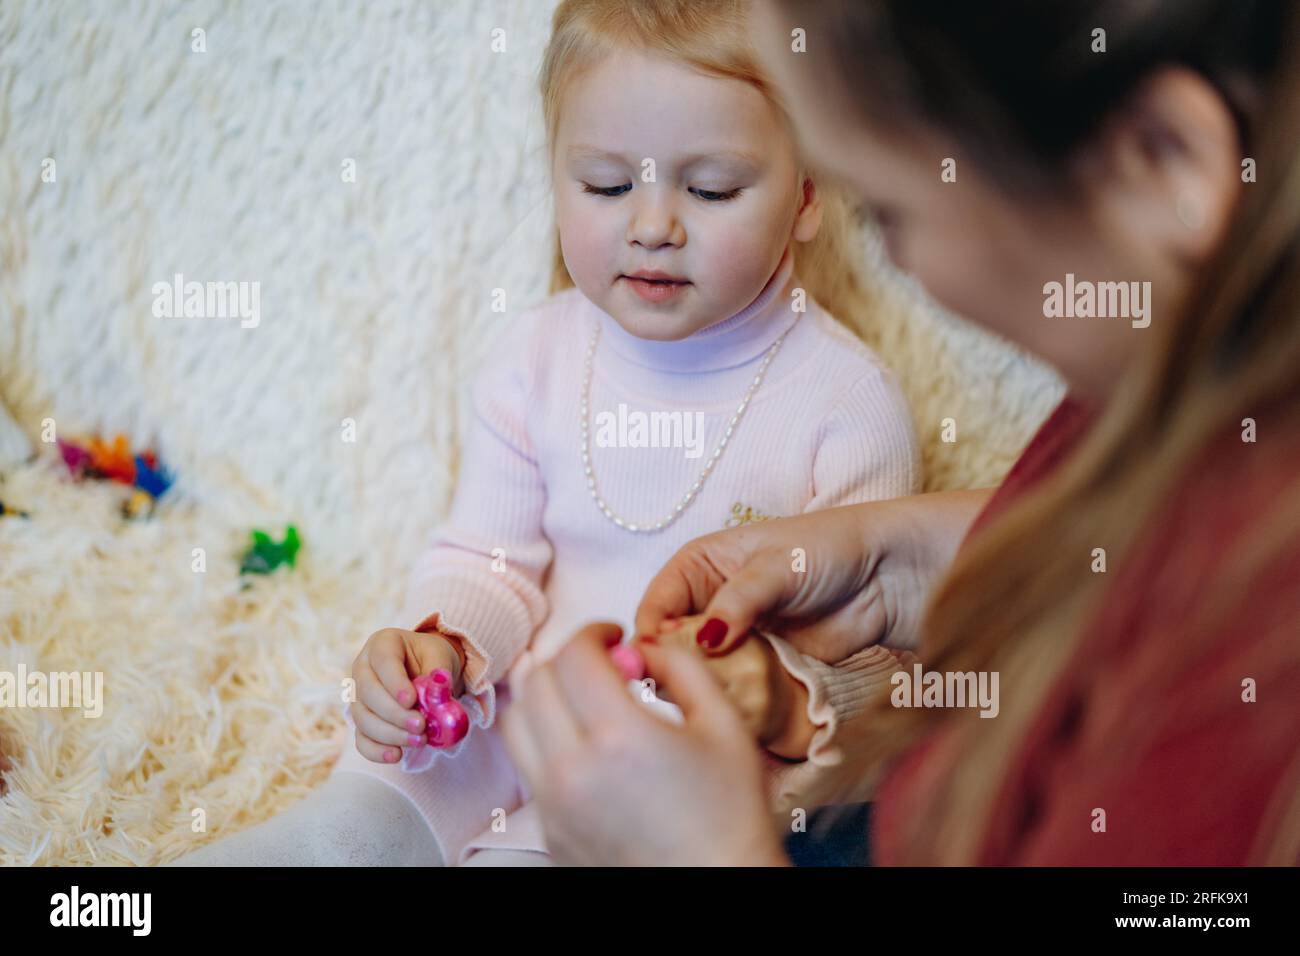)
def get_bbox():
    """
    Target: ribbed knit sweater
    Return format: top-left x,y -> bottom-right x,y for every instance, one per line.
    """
399,247 -> 921,808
